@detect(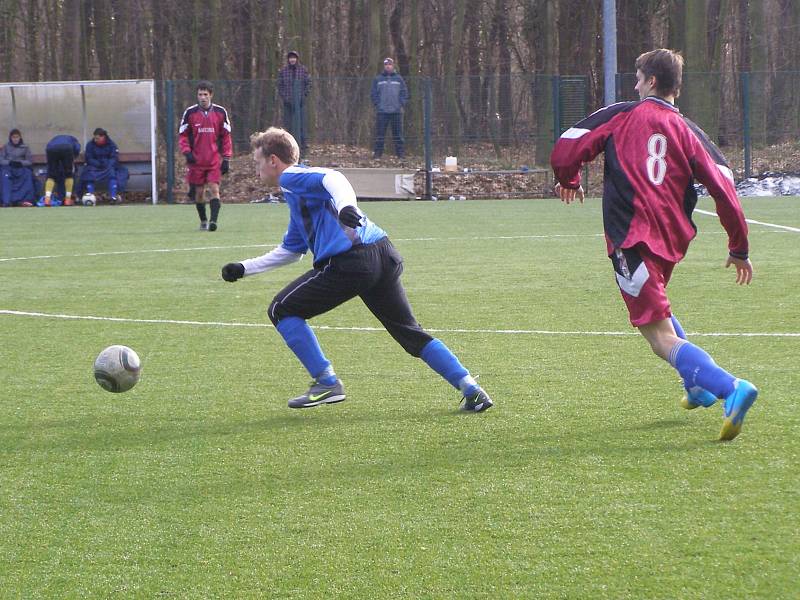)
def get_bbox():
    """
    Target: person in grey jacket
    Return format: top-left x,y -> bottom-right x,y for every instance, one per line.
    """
370,57 -> 408,159
0,129 -> 37,206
